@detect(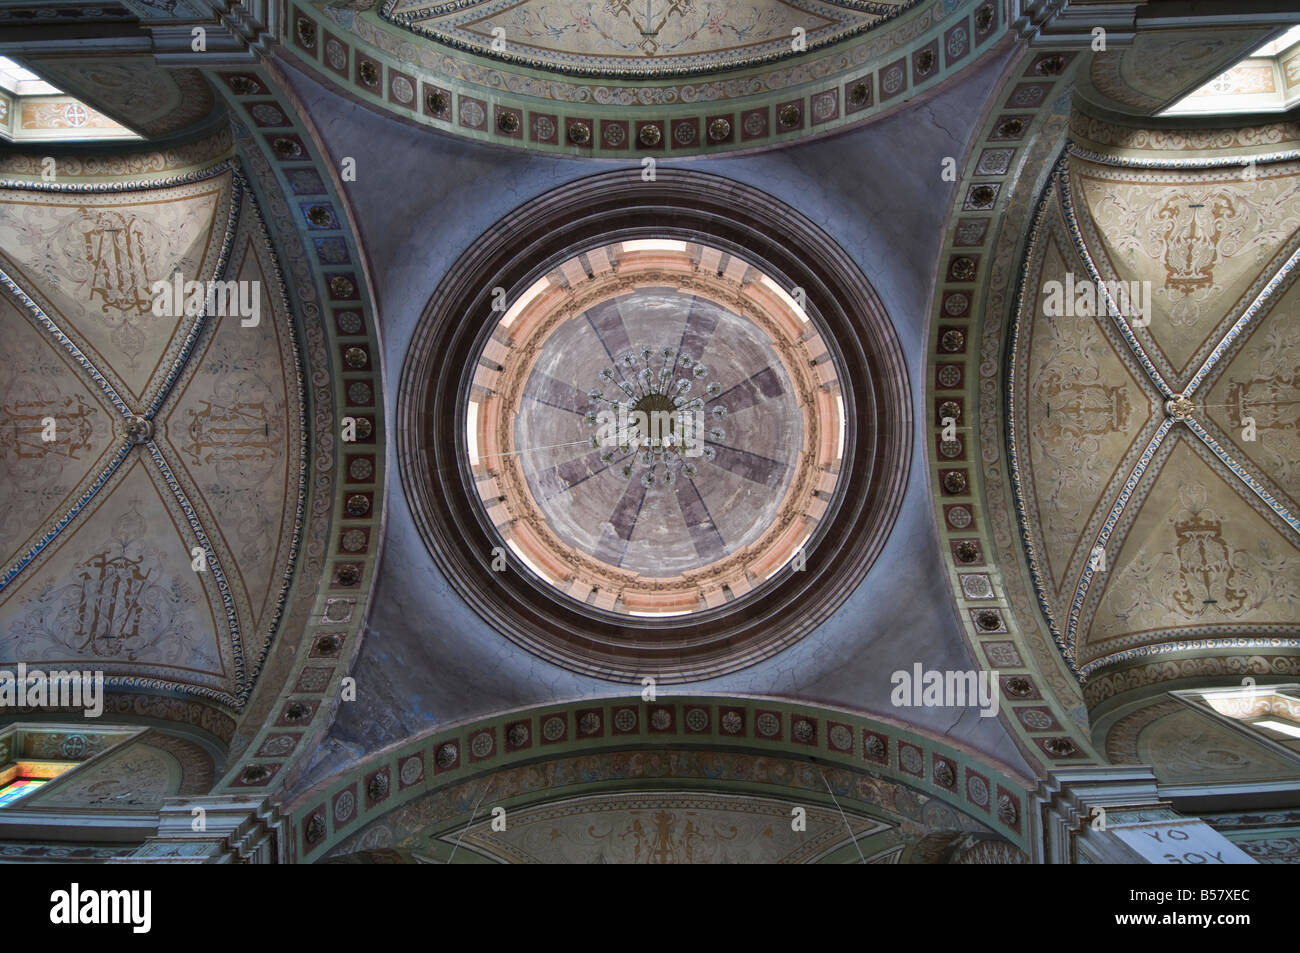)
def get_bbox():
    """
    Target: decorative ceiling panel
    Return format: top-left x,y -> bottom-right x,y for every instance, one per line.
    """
1203,276 -> 1300,514
21,57 -> 219,139
0,292 -> 118,573
20,729 -> 215,810
1129,704 -> 1300,786
1088,438 -> 1300,658
0,177 -> 233,404
452,791 -> 889,864
383,0 -> 916,78
155,228 -> 300,638
1071,156 -> 1300,378
1,455 -> 230,688
1006,150 -> 1300,697
1022,228 -> 1152,606
1081,28 -> 1273,116
0,168 -> 307,708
